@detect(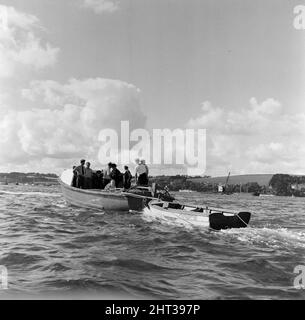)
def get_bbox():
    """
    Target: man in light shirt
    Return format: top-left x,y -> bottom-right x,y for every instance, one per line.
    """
103,162 -> 112,189
141,159 -> 149,176
134,158 -> 140,183
135,158 -> 149,186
